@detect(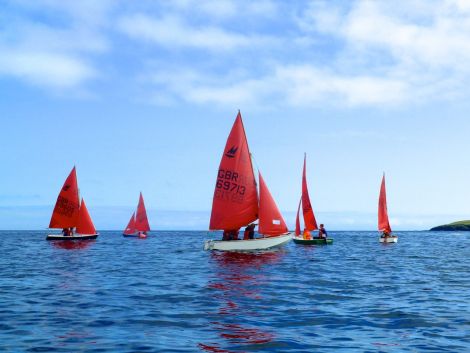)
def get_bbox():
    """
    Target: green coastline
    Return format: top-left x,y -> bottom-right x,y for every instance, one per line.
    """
430,220 -> 470,231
